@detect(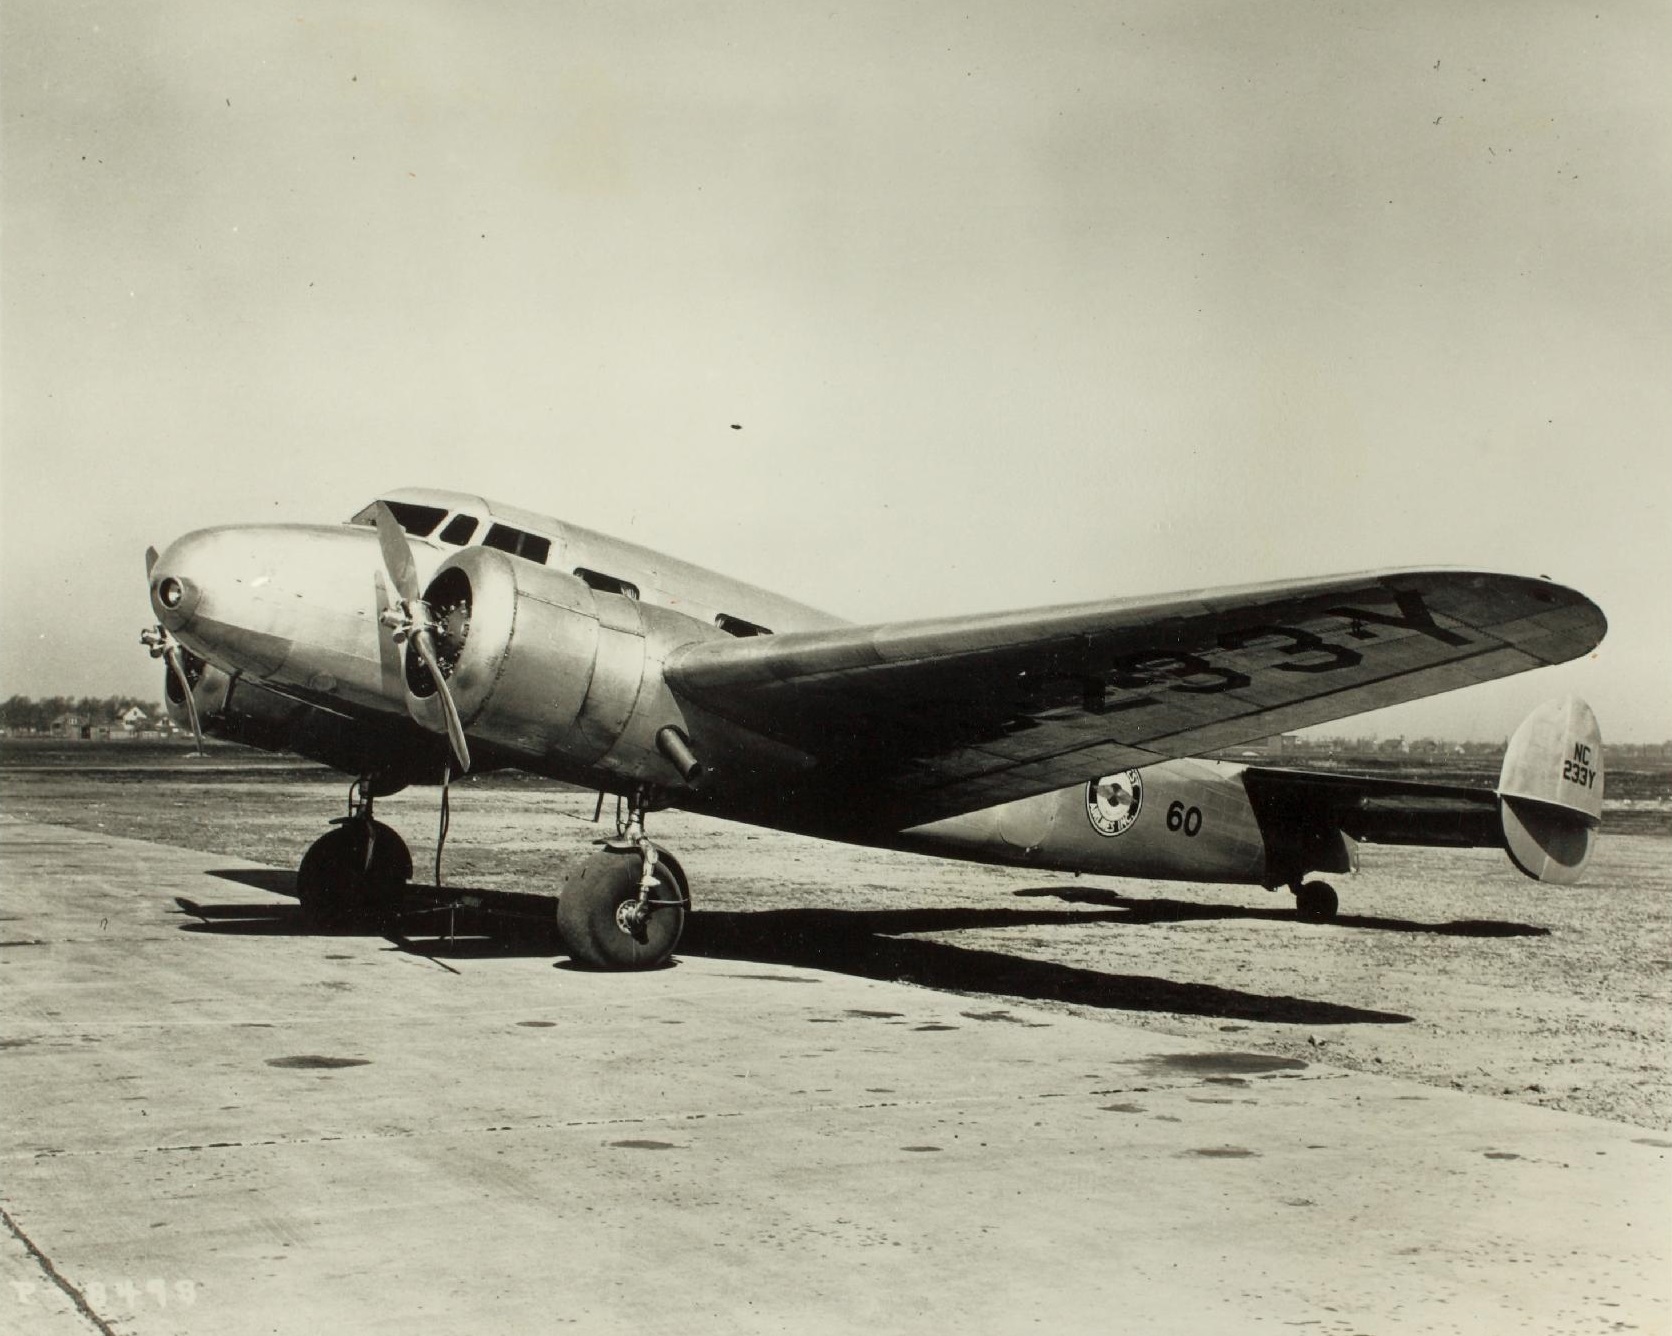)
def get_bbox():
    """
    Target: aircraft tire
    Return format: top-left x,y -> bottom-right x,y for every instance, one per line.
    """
557,847 -> 688,971
296,822 -> 411,929
1294,880 -> 1339,924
